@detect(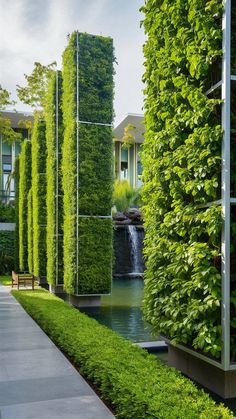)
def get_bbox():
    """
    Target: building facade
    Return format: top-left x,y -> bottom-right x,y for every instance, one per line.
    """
0,110 -> 33,203
113,114 -> 144,189
0,111 -> 144,203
